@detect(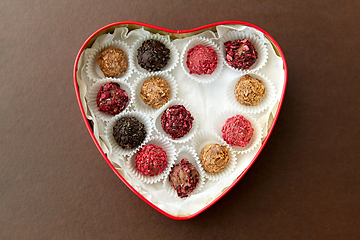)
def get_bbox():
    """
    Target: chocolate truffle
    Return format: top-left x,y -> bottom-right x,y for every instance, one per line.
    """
135,144 -> 167,176
140,77 -> 170,108
221,115 -> 254,147
161,105 -> 194,140
137,39 -> 170,72
200,143 -> 230,174
234,74 -> 265,106
97,47 -> 128,77
113,117 -> 146,149
224,39 -> 258,70
186,44 -> 218,75
169,158 -> 200,198
96,82 -> 129,115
